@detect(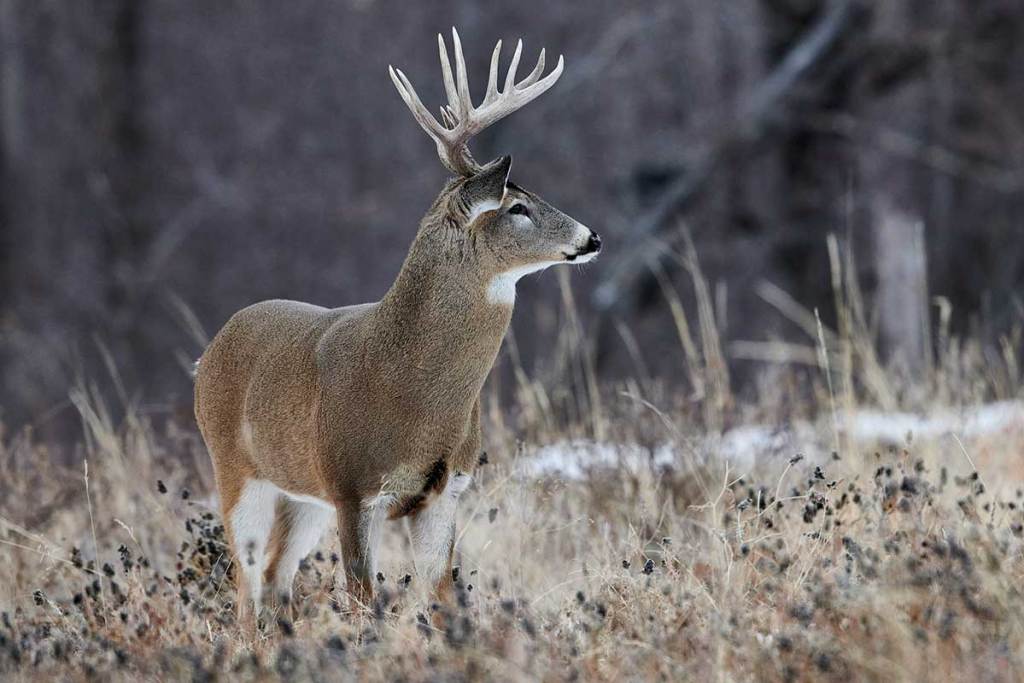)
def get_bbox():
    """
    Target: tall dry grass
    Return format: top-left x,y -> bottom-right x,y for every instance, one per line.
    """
0,234 -> 1022,681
